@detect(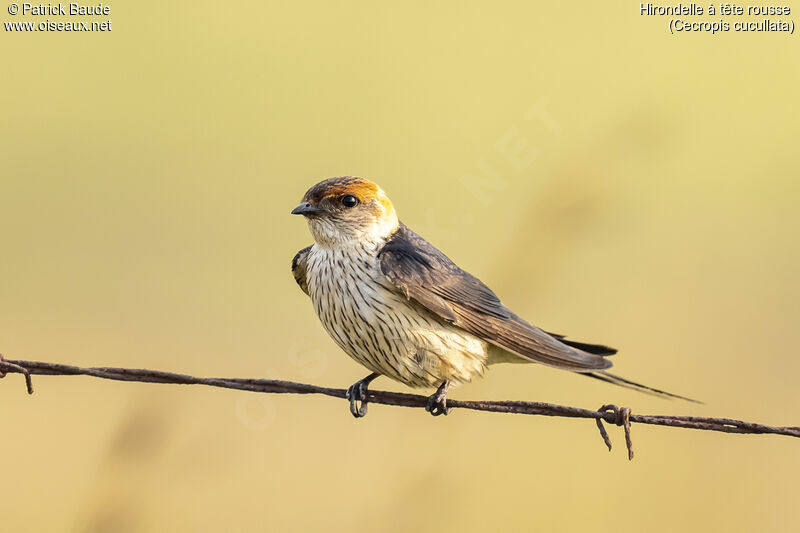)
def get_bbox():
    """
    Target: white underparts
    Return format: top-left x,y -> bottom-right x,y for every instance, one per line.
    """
305,240 -> 492,388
